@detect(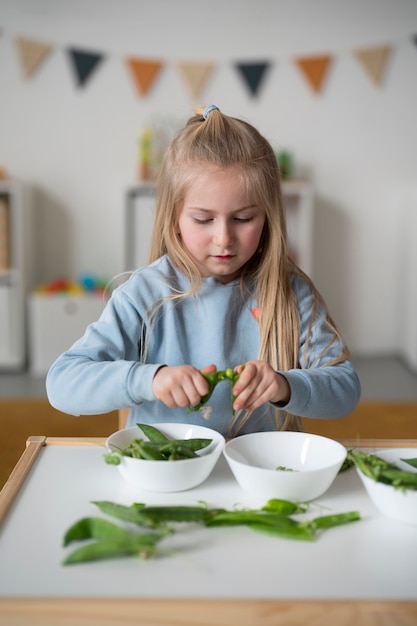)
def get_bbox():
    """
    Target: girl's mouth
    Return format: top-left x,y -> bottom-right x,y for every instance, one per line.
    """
212,255 -> 234,261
